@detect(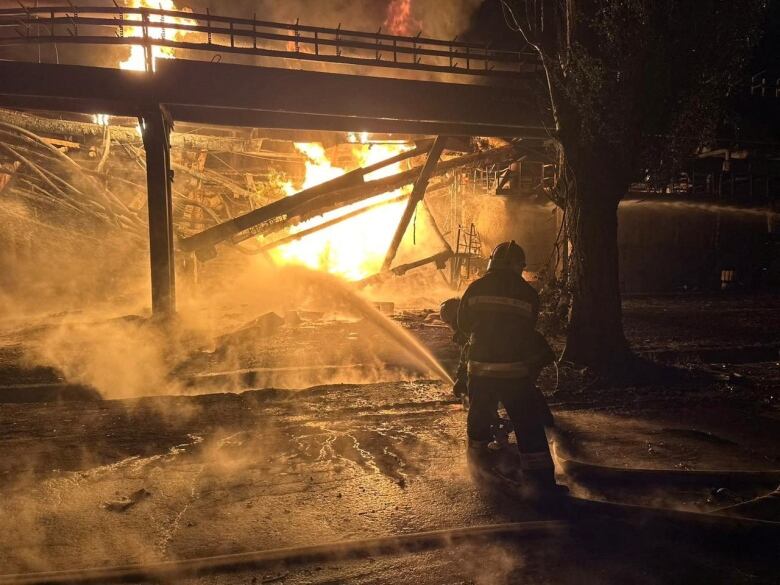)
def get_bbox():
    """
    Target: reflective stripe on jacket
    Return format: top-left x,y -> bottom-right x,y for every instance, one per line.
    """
457,268 -> 540,364
467,360 -> 530,379
466,295 -> 534,318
